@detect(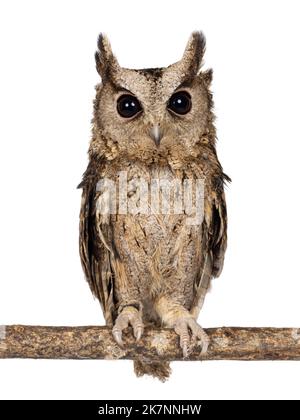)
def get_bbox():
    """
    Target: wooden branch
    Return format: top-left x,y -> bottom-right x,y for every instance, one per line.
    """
1,325 -> 300,361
